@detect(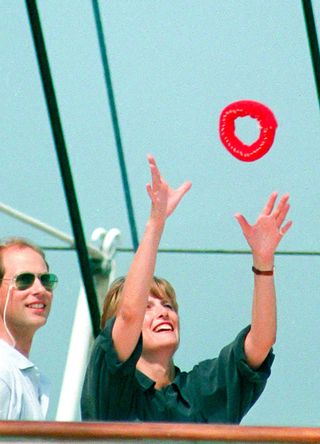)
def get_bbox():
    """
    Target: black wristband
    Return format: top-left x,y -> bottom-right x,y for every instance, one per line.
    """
252,265 -> 274,276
